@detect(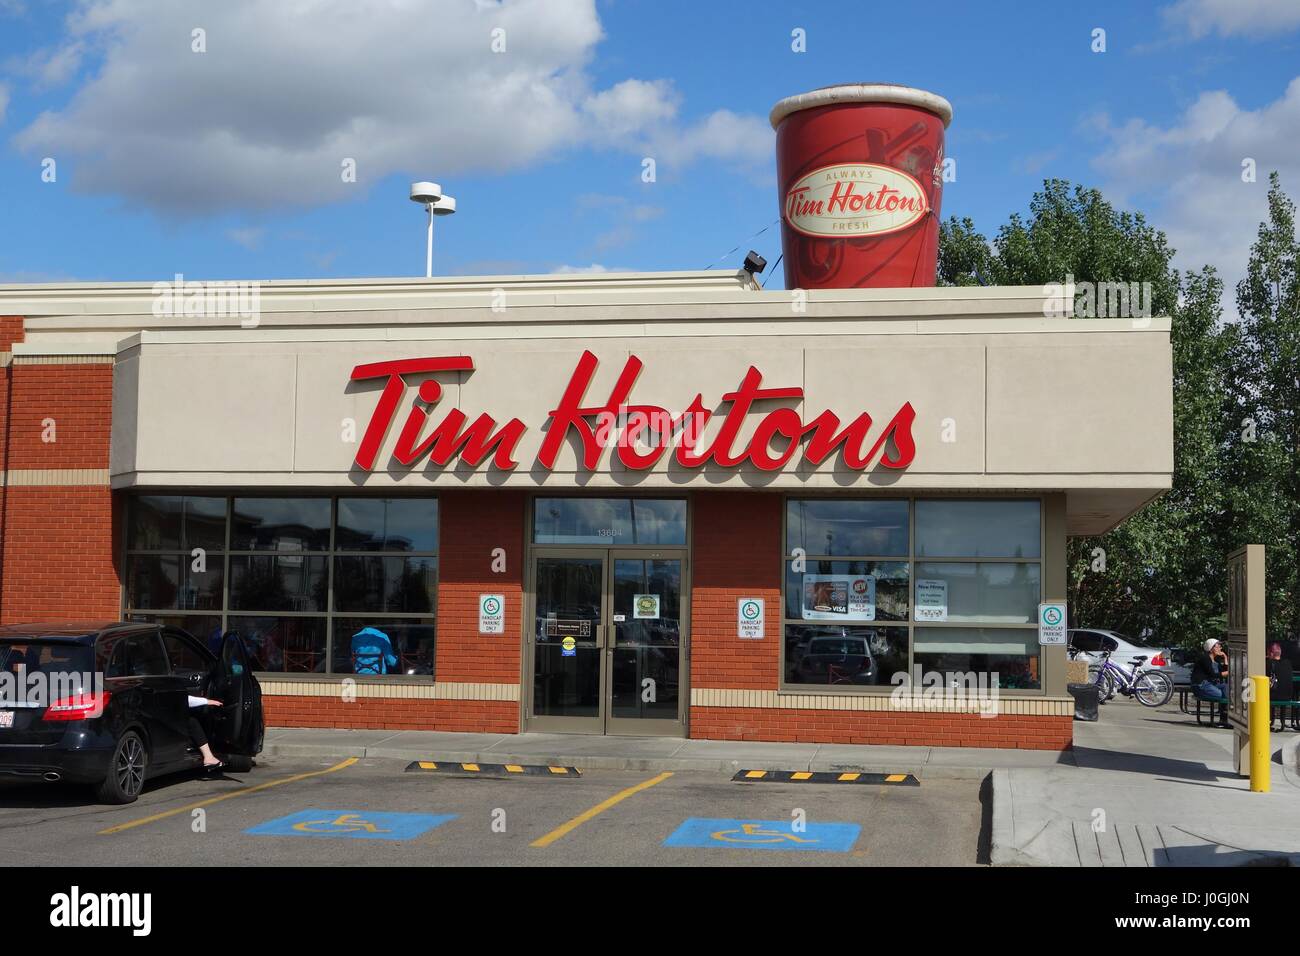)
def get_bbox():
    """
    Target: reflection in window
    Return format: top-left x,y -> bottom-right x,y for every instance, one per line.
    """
125,495 -> 437,676
915,500 -> 1040,558
785,499 -> 909,556
533,498 -> 686,545
231,498 -> 330,551
784,625 -> 909,687
336,498 -> 438,552
914,627 -> 1041,689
